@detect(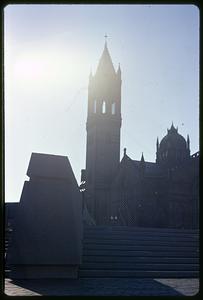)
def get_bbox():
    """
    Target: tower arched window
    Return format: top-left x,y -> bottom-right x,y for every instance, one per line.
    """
112,102 -> 116,115
102,101 -> 106,114
93,100 -> 97,113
